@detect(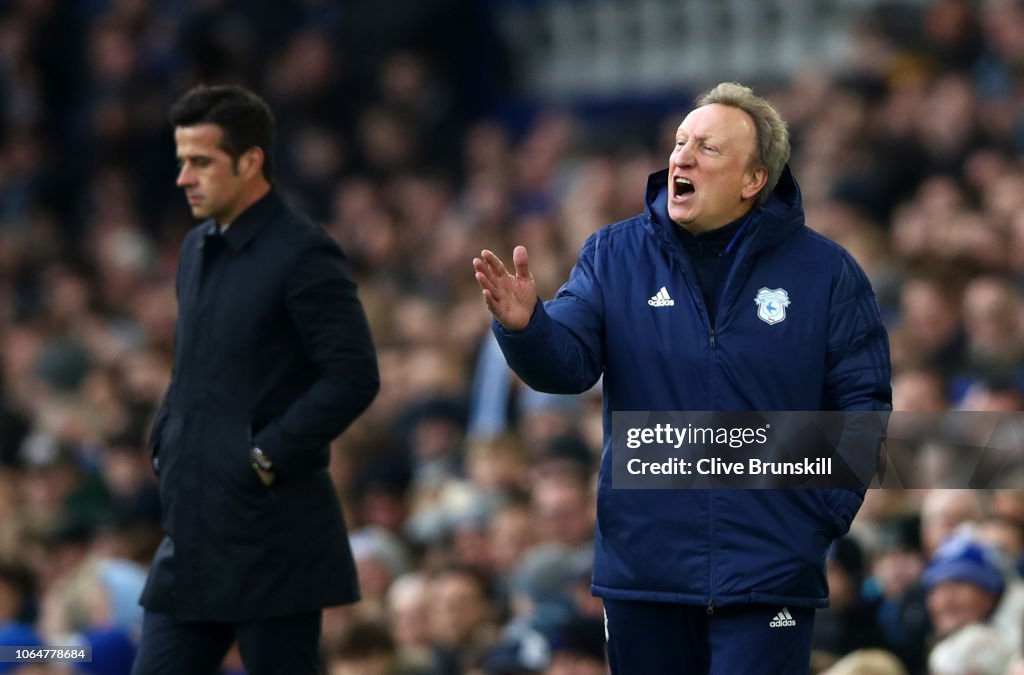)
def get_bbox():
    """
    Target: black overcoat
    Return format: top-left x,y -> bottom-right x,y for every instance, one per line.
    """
140,190 -> 379,621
